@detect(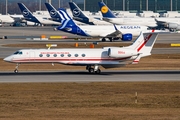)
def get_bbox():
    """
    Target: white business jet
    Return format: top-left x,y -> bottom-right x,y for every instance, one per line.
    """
4,30 -> 163,73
